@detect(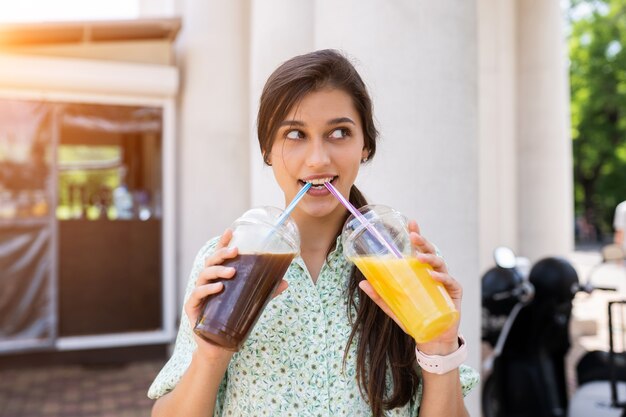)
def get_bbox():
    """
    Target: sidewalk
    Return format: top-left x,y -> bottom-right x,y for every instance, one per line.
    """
0,359 -> 162,417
